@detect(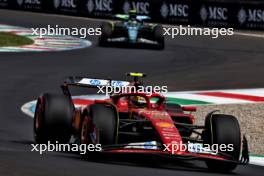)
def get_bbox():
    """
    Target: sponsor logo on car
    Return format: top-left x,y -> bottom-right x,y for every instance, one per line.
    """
111,81 -> 129,87
89,79 -> 101,86
187,143 -> 218,155
156,122 -> 174,128
143,141 -> 159,149
124,141 -> 159,150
